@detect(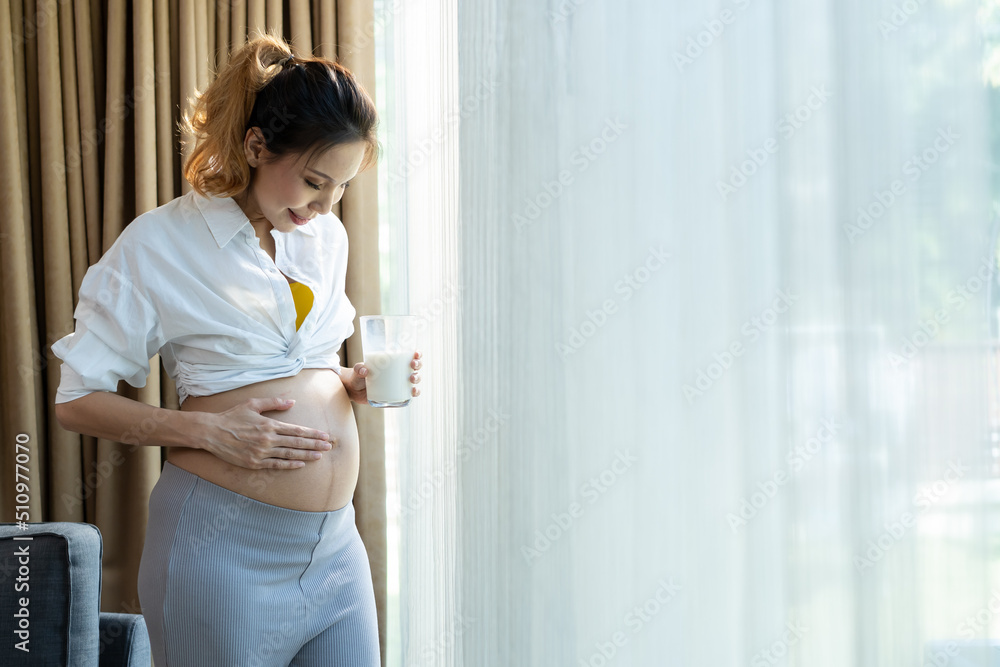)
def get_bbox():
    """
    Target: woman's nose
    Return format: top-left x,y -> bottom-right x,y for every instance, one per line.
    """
310,189 -> 339,216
